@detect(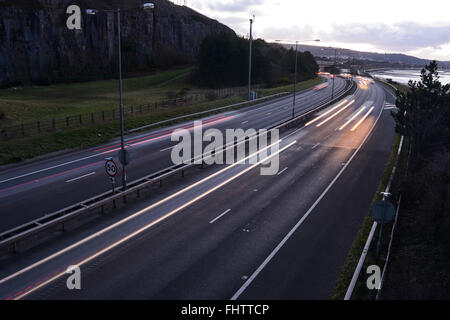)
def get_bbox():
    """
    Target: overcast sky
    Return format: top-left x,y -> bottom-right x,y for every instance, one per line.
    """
186,0 -> 450,61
